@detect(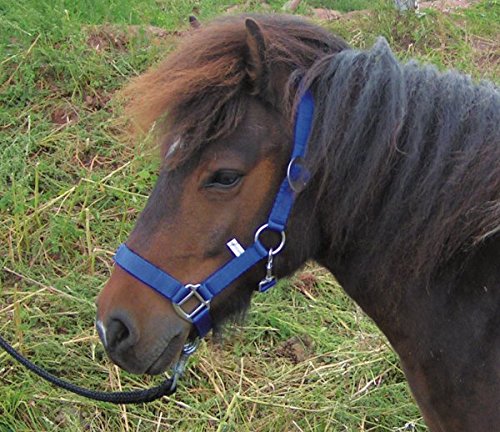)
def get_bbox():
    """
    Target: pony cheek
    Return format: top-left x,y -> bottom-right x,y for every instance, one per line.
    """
208,275 -> 257,327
